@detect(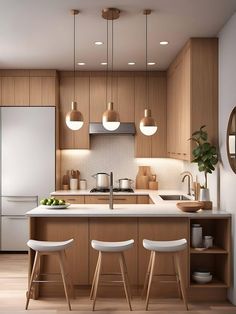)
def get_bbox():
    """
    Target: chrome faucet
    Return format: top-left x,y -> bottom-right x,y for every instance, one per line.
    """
109,172 -> 114,209
181,171 -> 193,196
